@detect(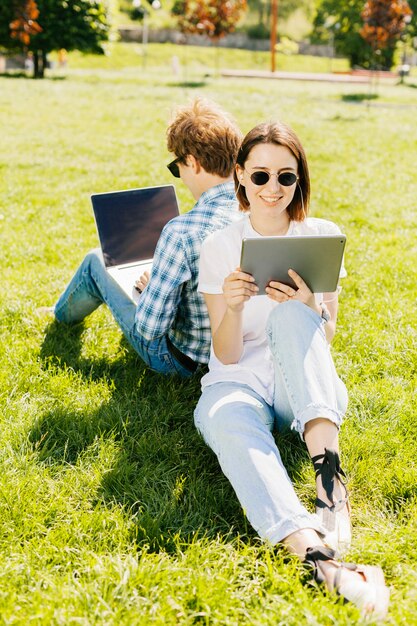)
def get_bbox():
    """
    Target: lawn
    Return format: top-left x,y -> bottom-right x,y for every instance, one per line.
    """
1,42 -> 417,624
